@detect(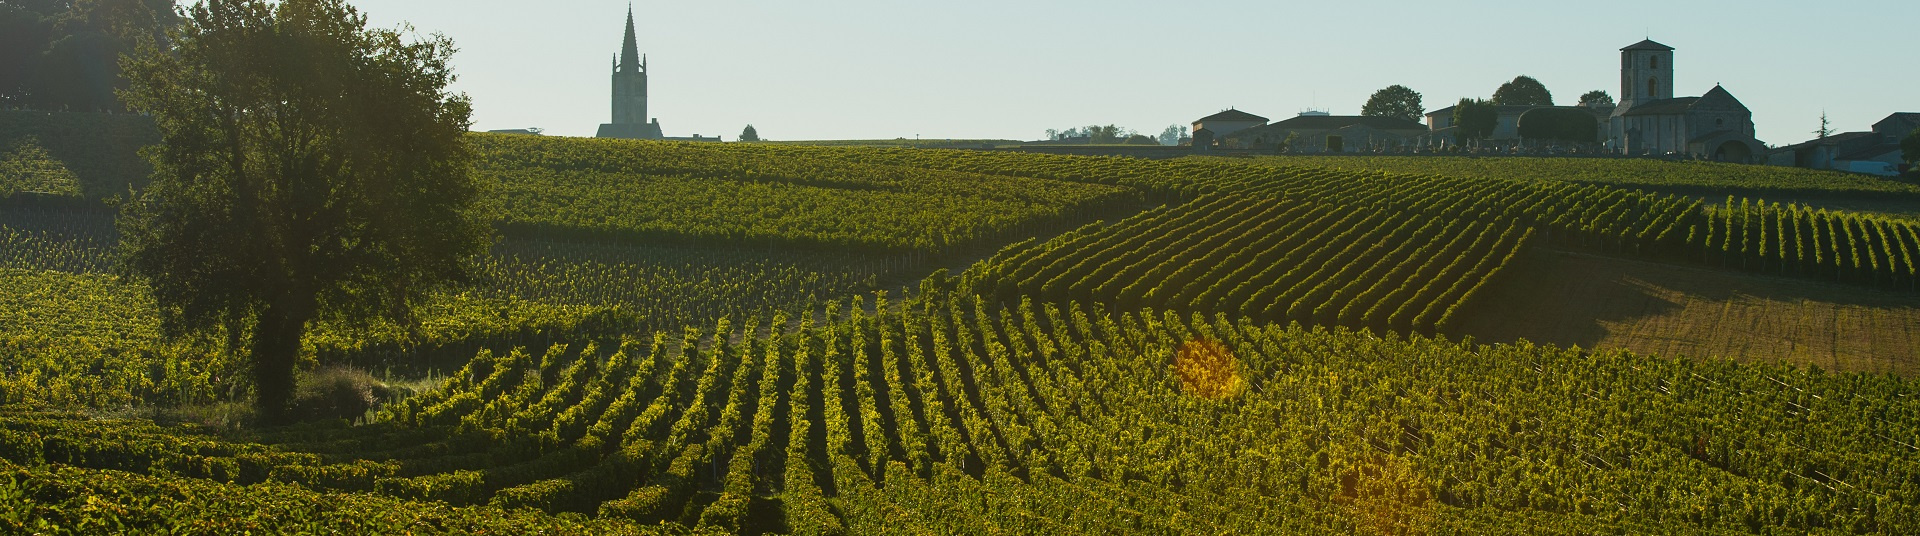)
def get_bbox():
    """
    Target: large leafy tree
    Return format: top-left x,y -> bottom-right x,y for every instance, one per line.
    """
118,0 -> 485,421
1904,127 -> 1920,167
1452,98 -> 1497,140
1157,124 -> 1188,146
1361,84 -> 1424,124
1578,90 -> 1614,107
1492,75 -> 1553,106
0,0 -> 177,111
1517,107 -> 1599,143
